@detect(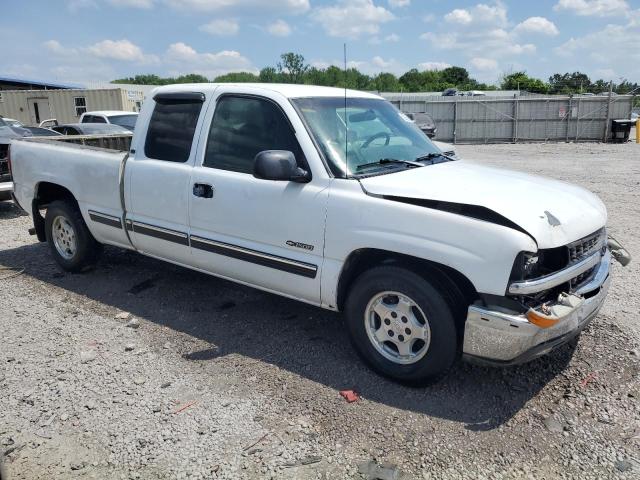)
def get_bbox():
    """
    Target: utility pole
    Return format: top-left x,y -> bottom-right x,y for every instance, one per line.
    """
603,81 -> 613,143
